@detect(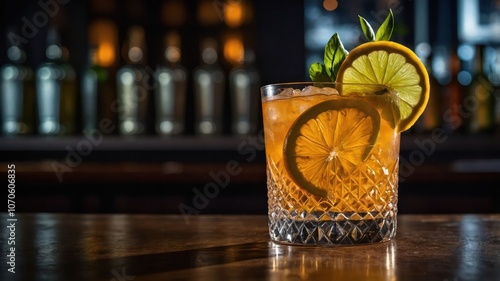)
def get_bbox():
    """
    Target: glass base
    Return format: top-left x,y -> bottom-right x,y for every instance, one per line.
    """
269,212 -> 397,245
